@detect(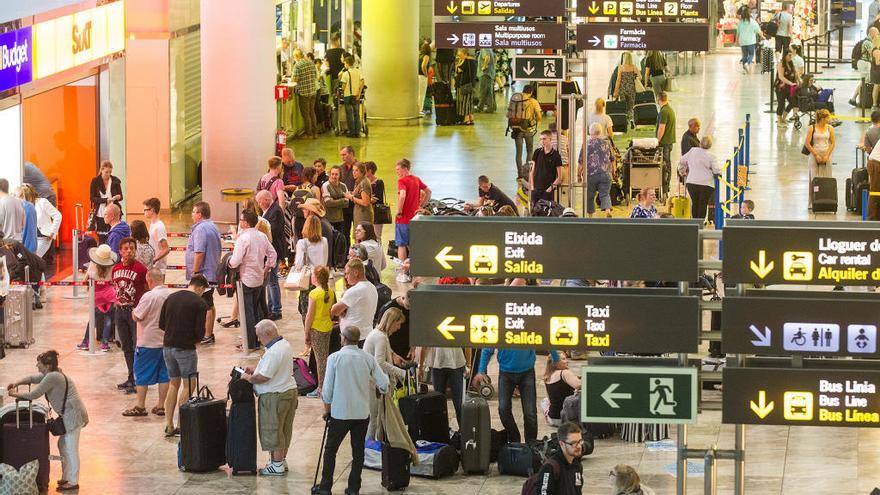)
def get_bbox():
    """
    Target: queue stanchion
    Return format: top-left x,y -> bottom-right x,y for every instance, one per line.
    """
235,280 -> 250,357
823,30 -> 833,69
765,66 -> 775,114
714,174 -> 723,229
861,77 -> 867,120
744,113 -> 751,166
65,204 -> 87,300
88,280 -> 96,355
